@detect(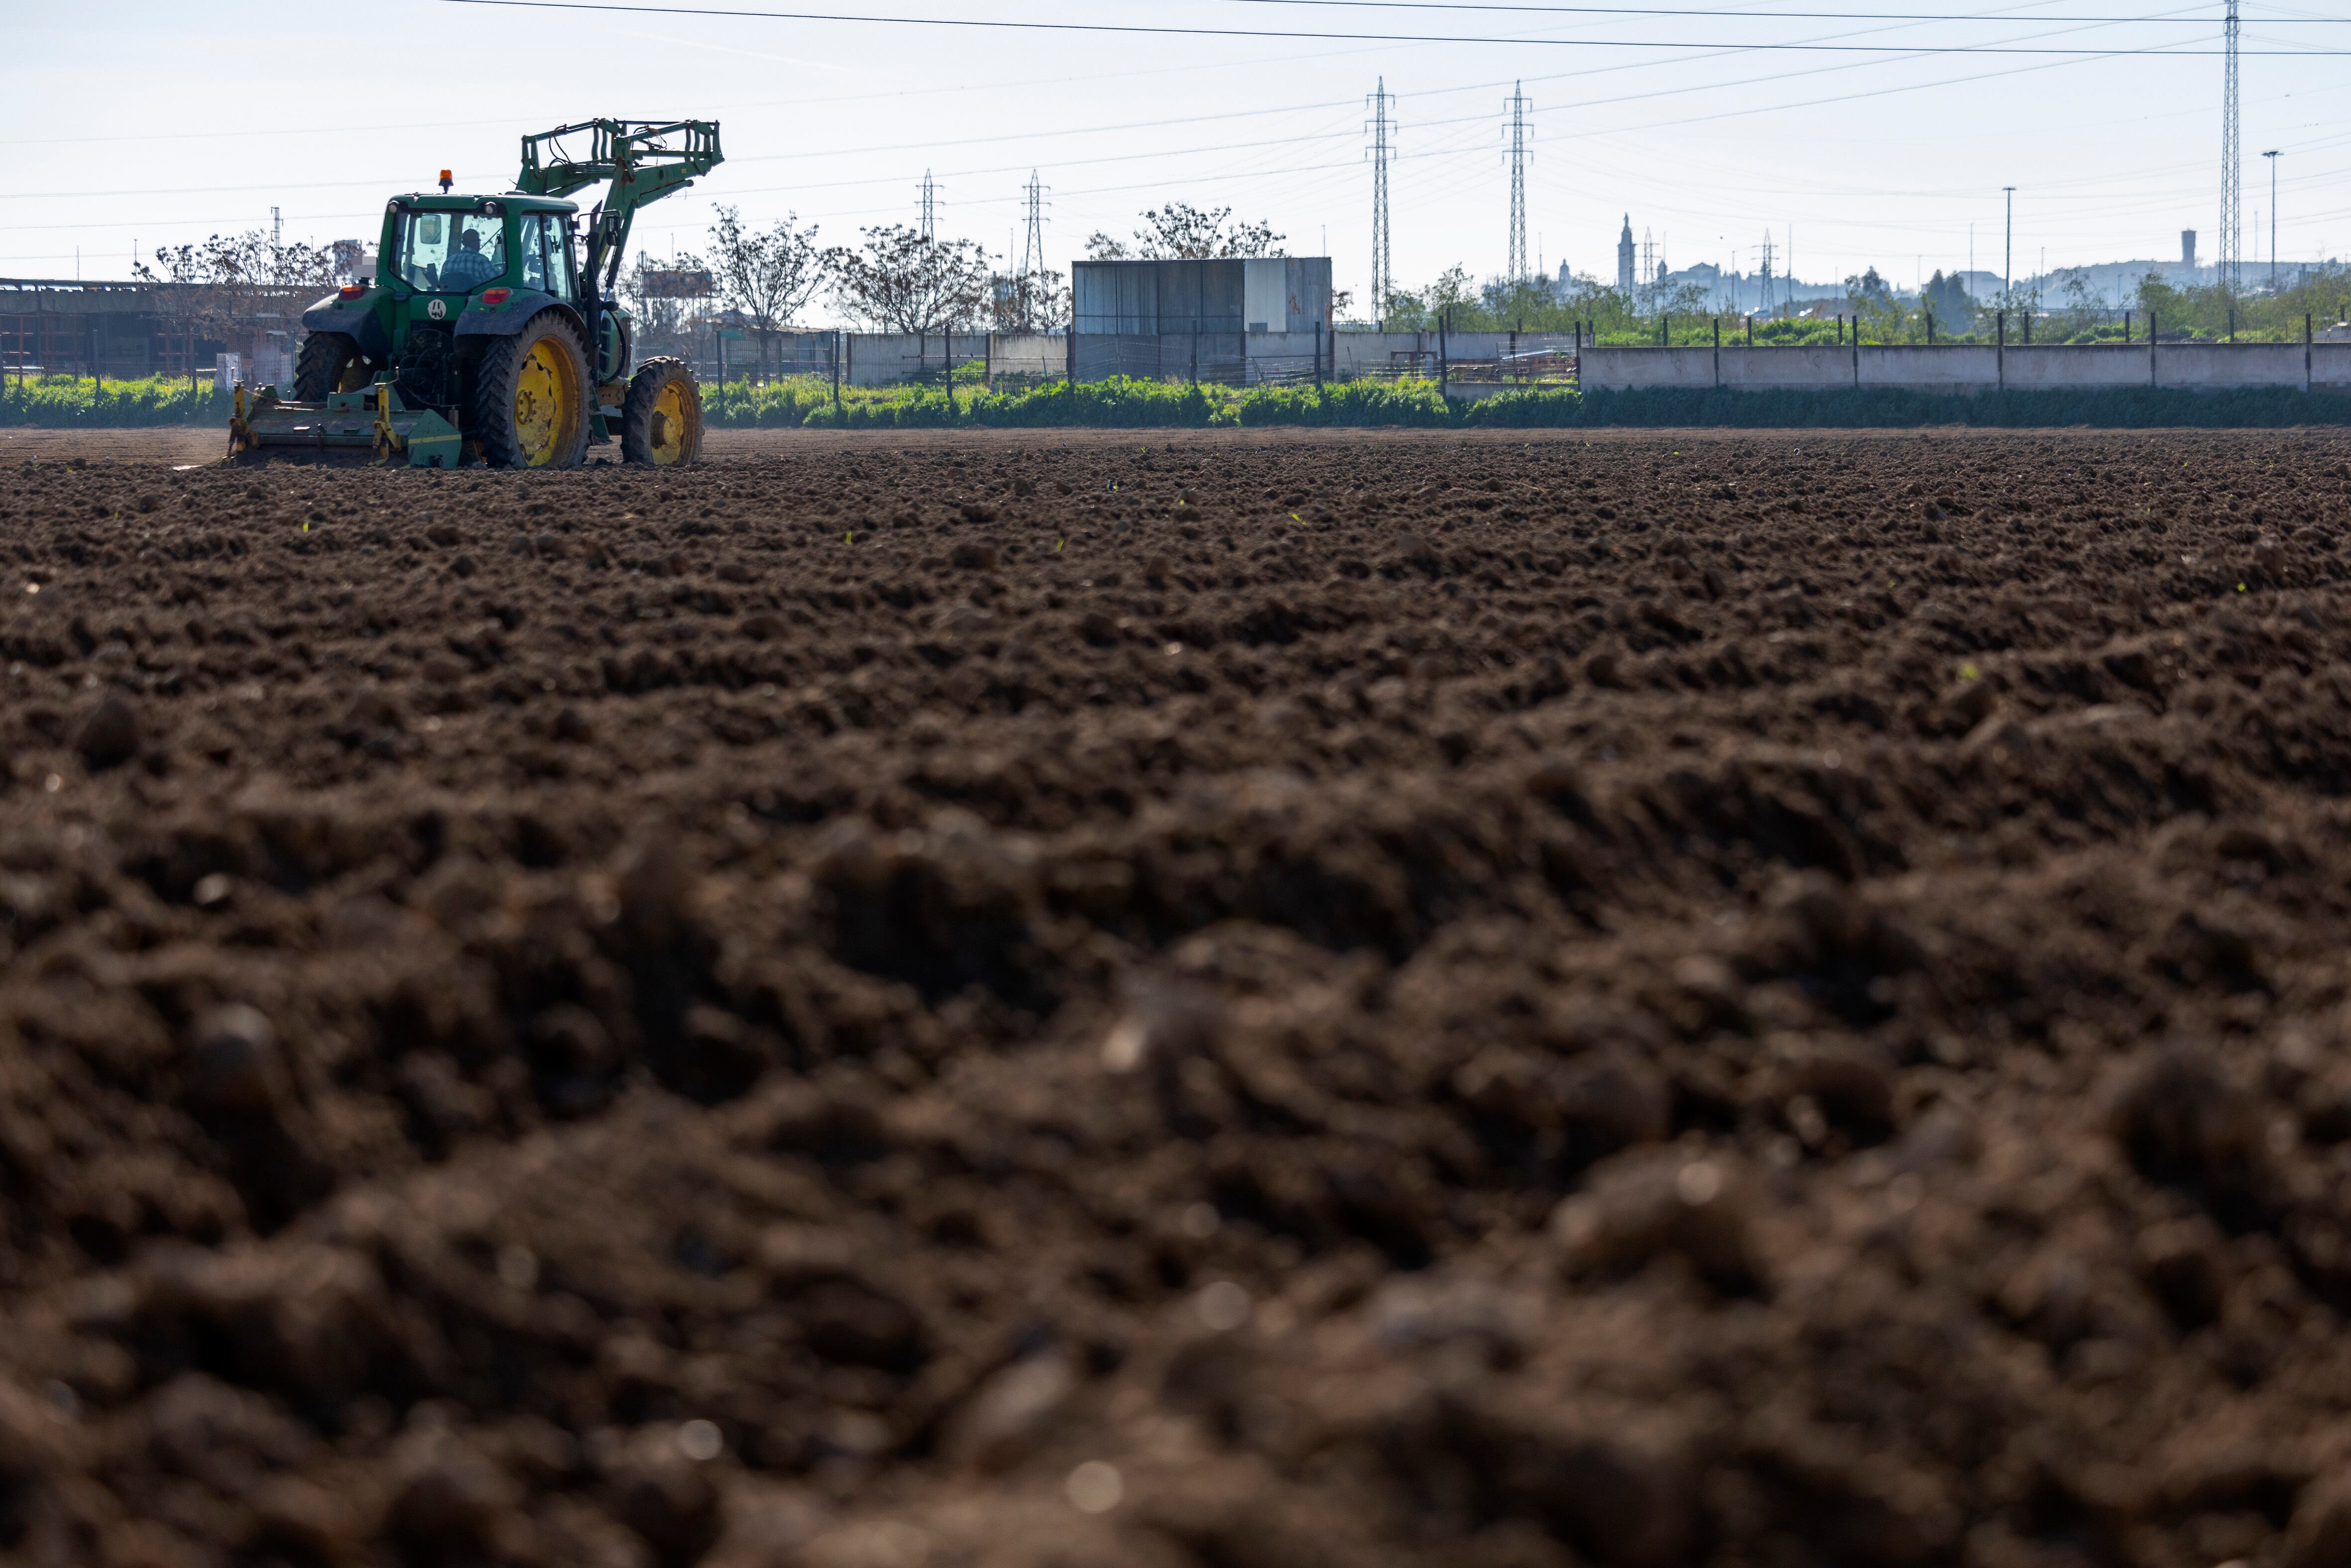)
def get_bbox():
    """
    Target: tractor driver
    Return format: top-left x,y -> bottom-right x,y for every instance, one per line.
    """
440,228 -> 501,292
